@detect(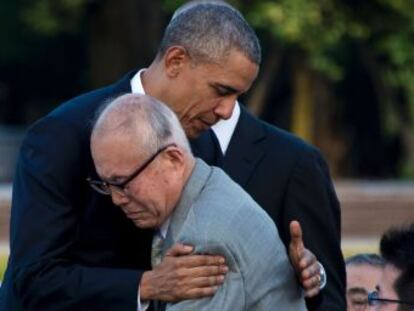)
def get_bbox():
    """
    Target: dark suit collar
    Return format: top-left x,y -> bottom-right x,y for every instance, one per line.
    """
222,105 -> 267,187
109,70 -> 138,94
